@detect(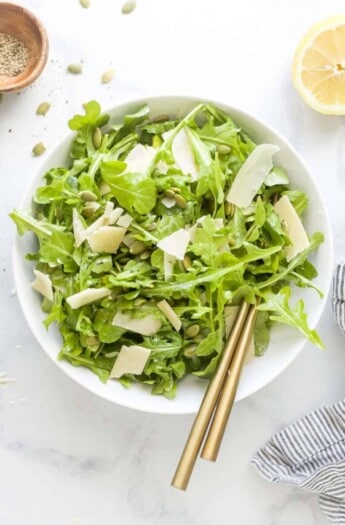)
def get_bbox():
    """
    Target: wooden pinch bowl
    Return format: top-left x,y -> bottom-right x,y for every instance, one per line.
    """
0,2 -> 48,92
